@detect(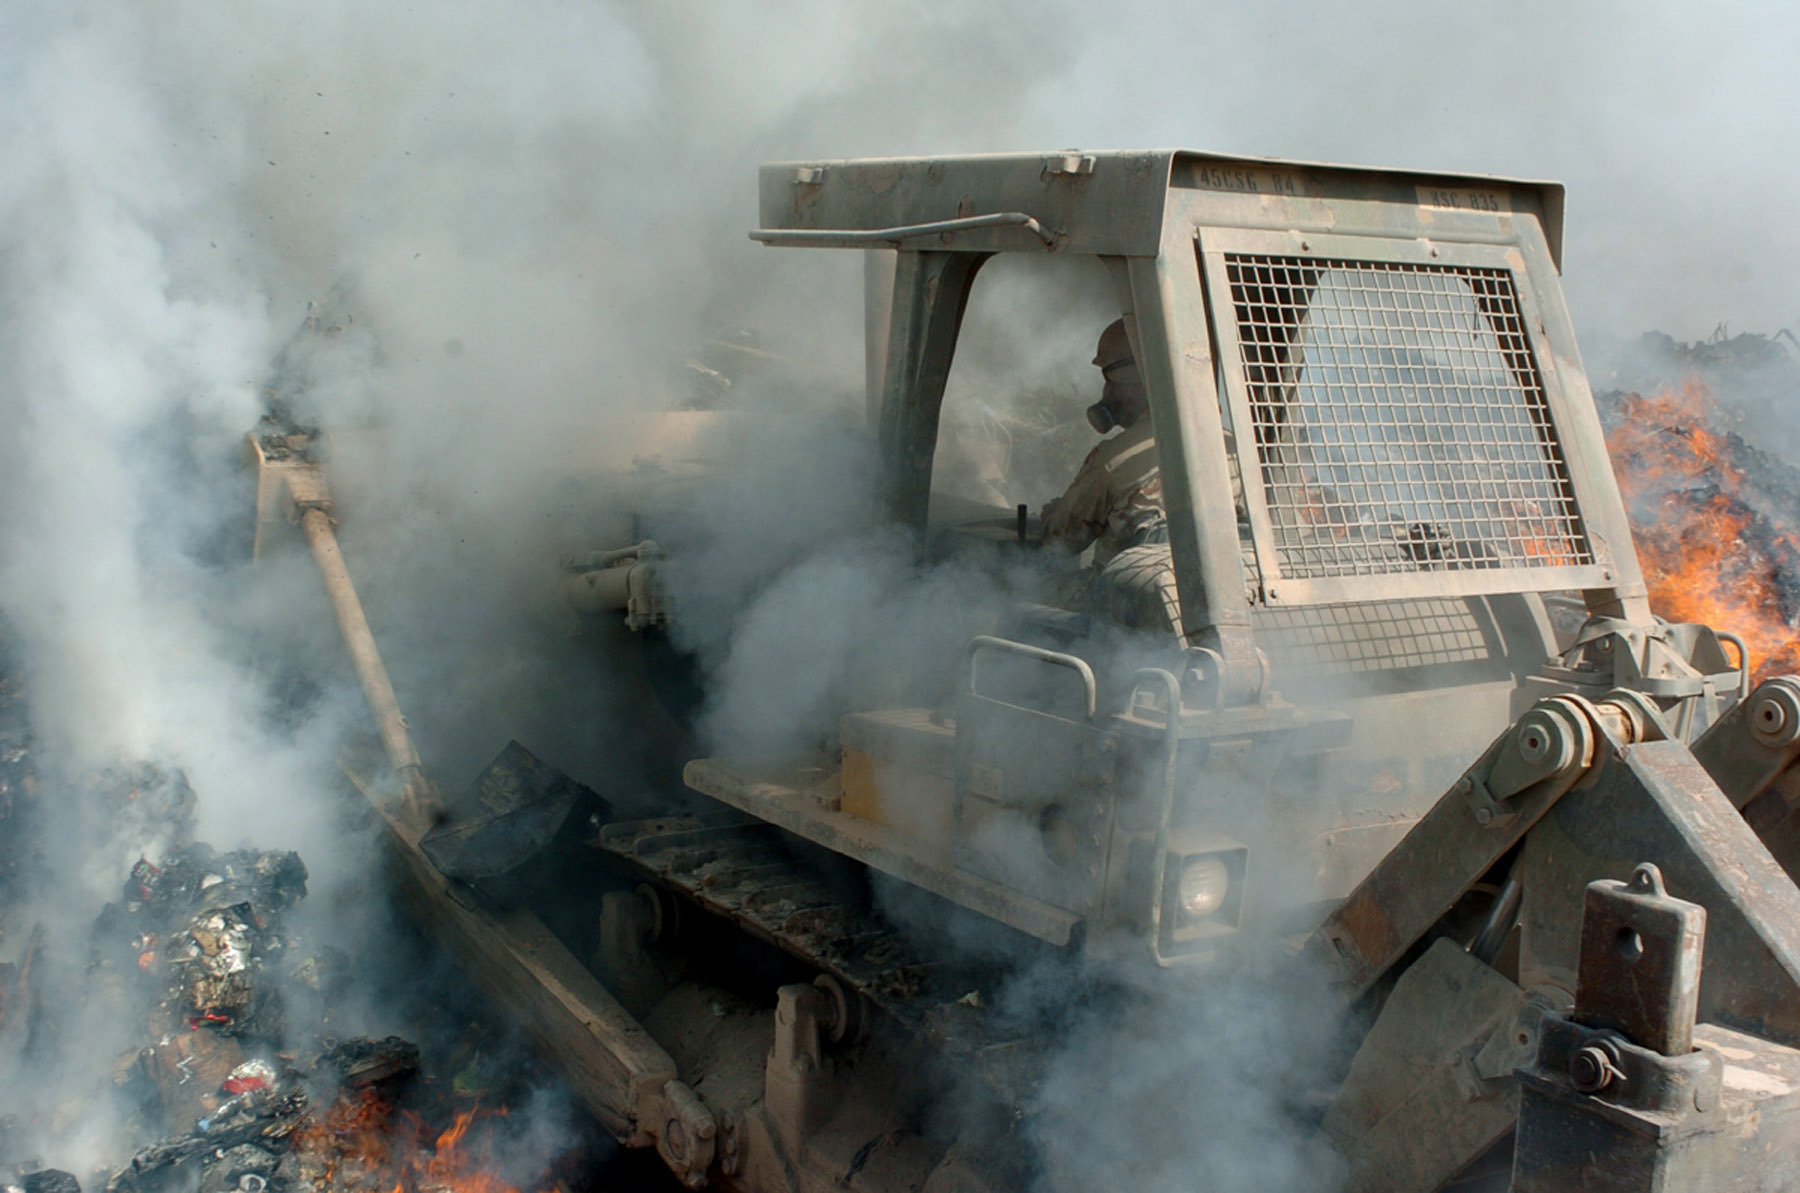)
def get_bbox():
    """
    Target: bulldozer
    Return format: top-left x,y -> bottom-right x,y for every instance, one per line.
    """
250,150 -> 1800,1191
